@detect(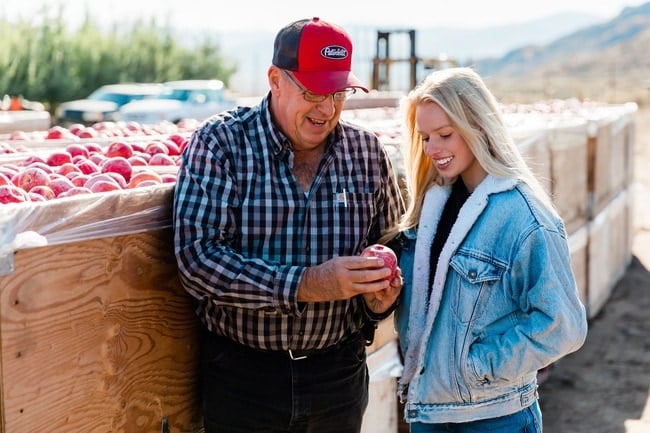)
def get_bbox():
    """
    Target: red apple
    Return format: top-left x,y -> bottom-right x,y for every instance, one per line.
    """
89,153 -> 108,166
46,151 -> 73,166
58,186 -> 92,197
21,154 -> 47,166
128,170 -> 163,188
83,142 -> 103,154
29,185 -> 55,200
0,184 -> 29,203
124,121 -> 143,132
128,155 -> 149,166
65,143 -> 90,159
69,173 -> 90,187
28,192 -> 47,202
89,180 -> 121,193
133,151 -> 151,163
101,156 -> 132,182
161,173 -> 177,183
75,159 -> 100,175
84,173 -> 121,191
45,125 -> 70,140
0,172 -> 12,186
77,127 -> 98,139
12,166 -> 51,192
67,123 -> 86,136
105,140 -> 134,158
103,171 -> 127,188
48,177 -> 76,197
24,161 -> 54,174
0,165 -> 20,179
132,180 -> 160,188
57,162 -> 82,177
160,139 -> 181,156
148,153 -> 176,166
361,244 -> 398,281
144,141 -> 169,156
